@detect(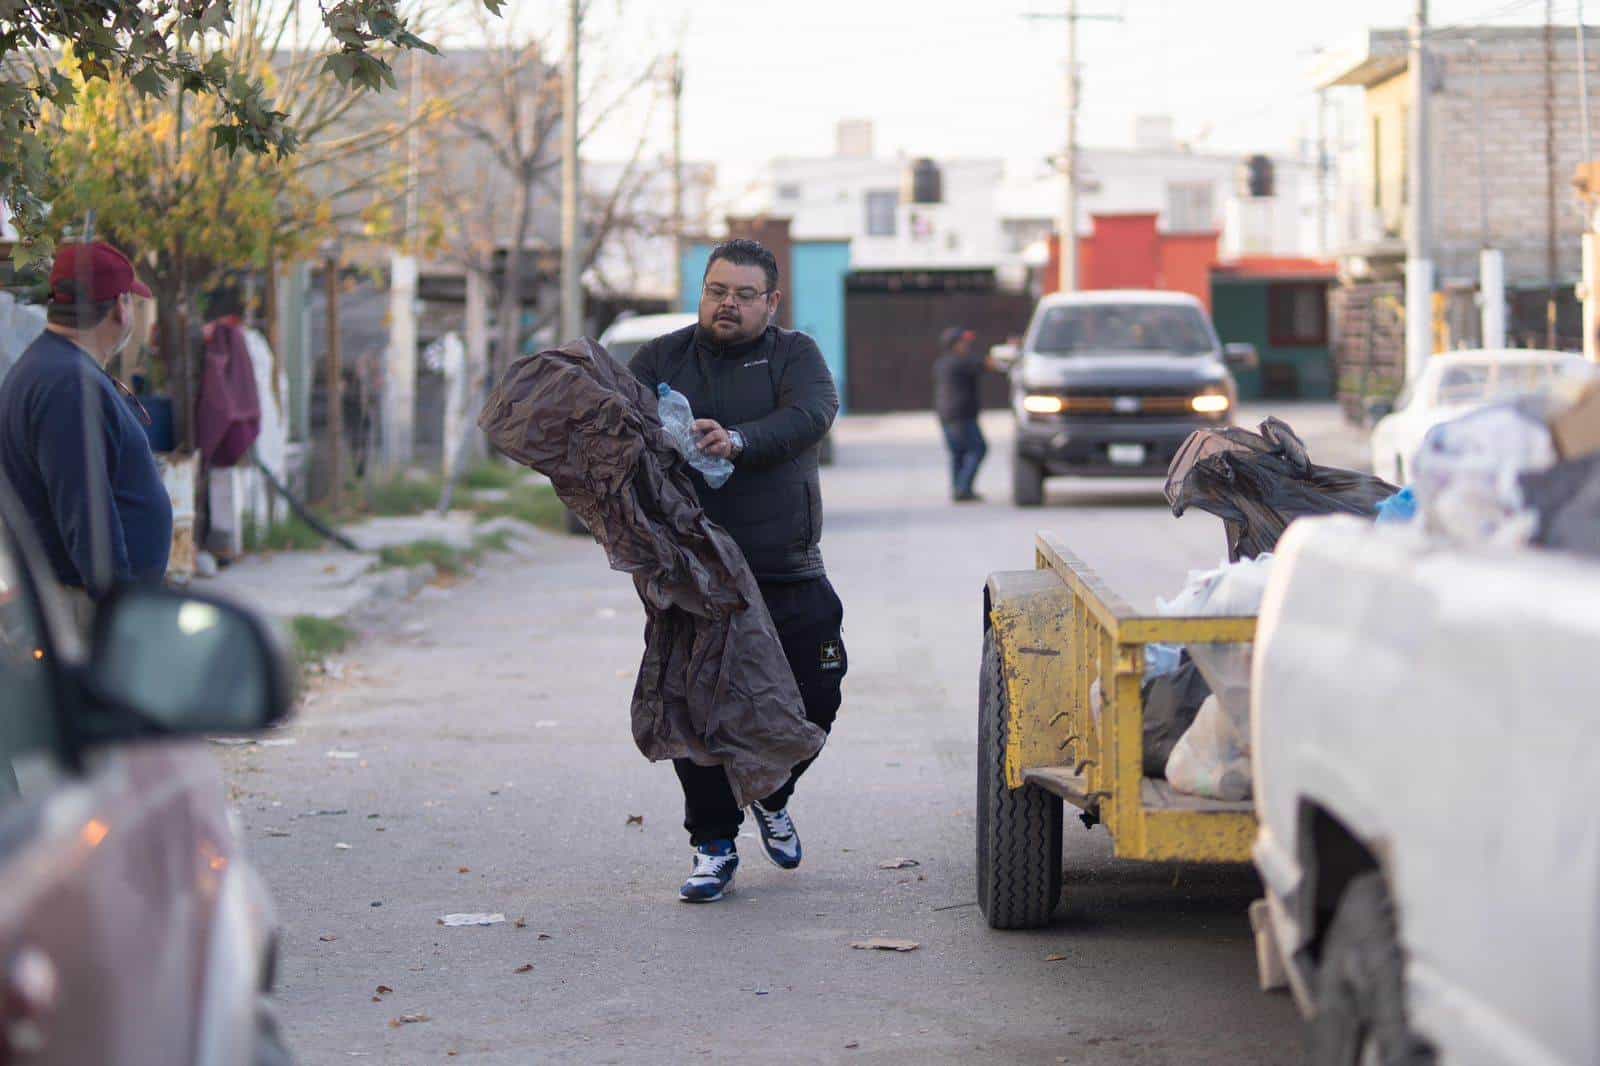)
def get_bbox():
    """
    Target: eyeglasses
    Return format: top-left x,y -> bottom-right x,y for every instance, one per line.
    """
702,283 -> 771,306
